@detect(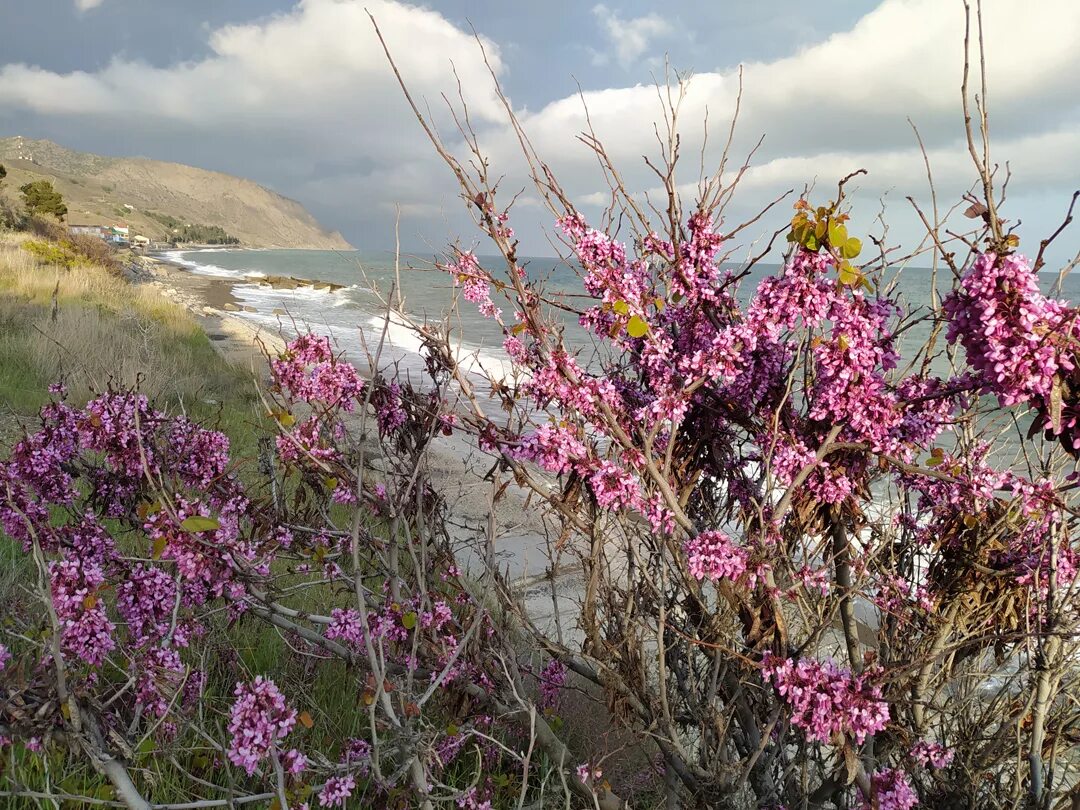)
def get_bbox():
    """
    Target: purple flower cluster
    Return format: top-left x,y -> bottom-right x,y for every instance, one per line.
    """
341,737 -> 372,775
271,333 -> 364,409
448,252 -> 501,320
910,740 -> 954,769
538,658 -> 568,710
865,767 -> 918,810
514,424 -> 588,475
50,553 -> 116,666
944,252 -> 1075,408
761,653 -> 889,745
684,530 -> 749,582
319,774 -> 356,807
226,677 -> 298,776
